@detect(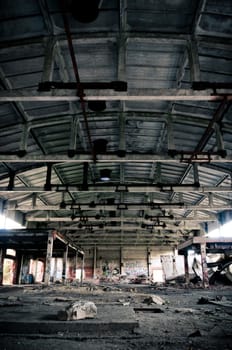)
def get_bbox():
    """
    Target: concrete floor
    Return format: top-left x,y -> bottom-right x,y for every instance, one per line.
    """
0,283 -> 231,350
